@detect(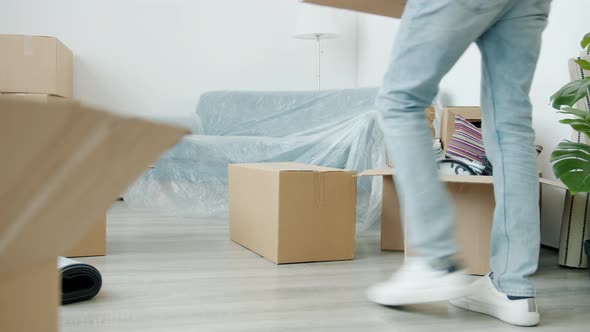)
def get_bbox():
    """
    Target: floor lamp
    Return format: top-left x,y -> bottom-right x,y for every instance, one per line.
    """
294,5 -> 341,91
